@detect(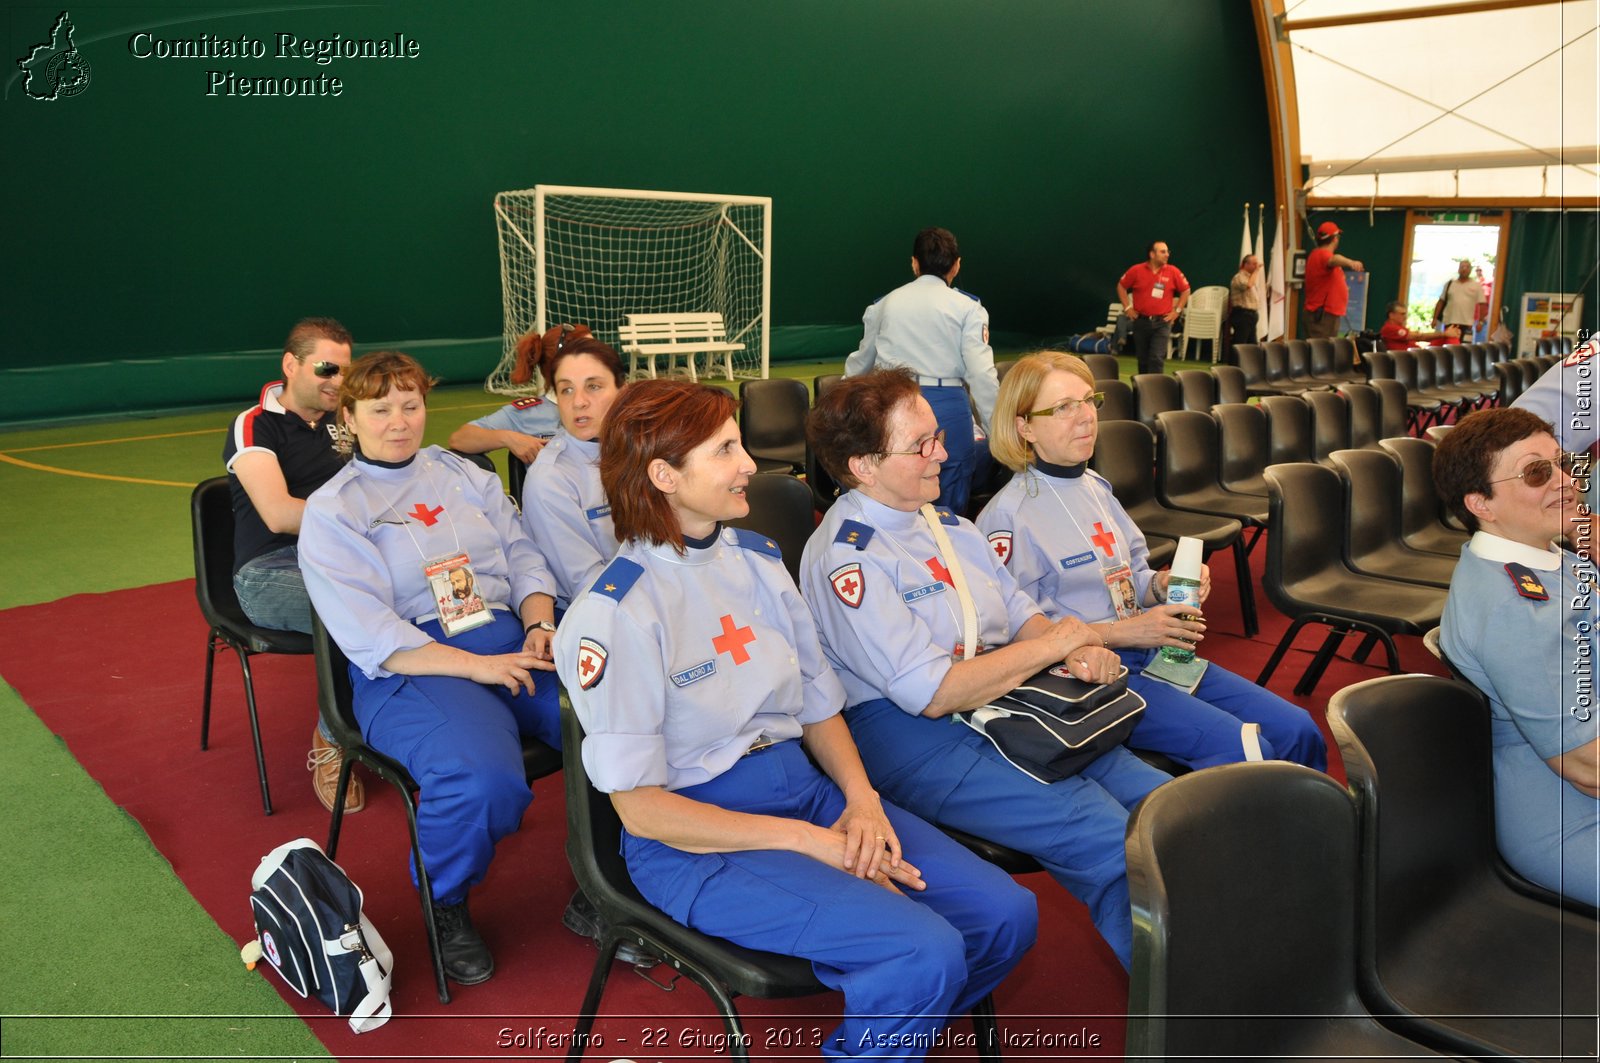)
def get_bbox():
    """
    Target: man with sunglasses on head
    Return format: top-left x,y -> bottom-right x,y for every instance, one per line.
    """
224,316 -> 362,813
1435,408 -> 1598,906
